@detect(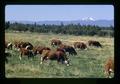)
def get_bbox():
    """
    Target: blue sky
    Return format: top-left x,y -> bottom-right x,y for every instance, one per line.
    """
5,5 -> 114,21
